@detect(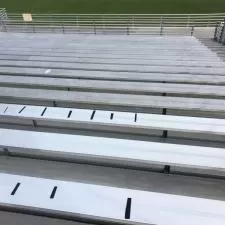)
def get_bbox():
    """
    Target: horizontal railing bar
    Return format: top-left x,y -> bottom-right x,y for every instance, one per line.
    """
3,20 -> 219,23
7,13 -> 225,16
5,18 -> 223,21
